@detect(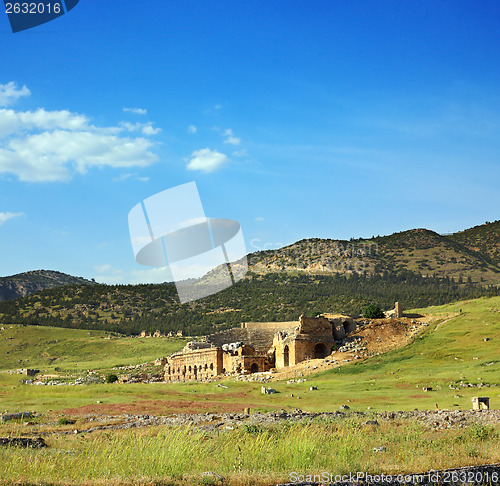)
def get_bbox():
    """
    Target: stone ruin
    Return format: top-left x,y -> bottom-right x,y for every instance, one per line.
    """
385,302 -> 403,318
472,397 -> 490,410
164,312 -> 360,382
